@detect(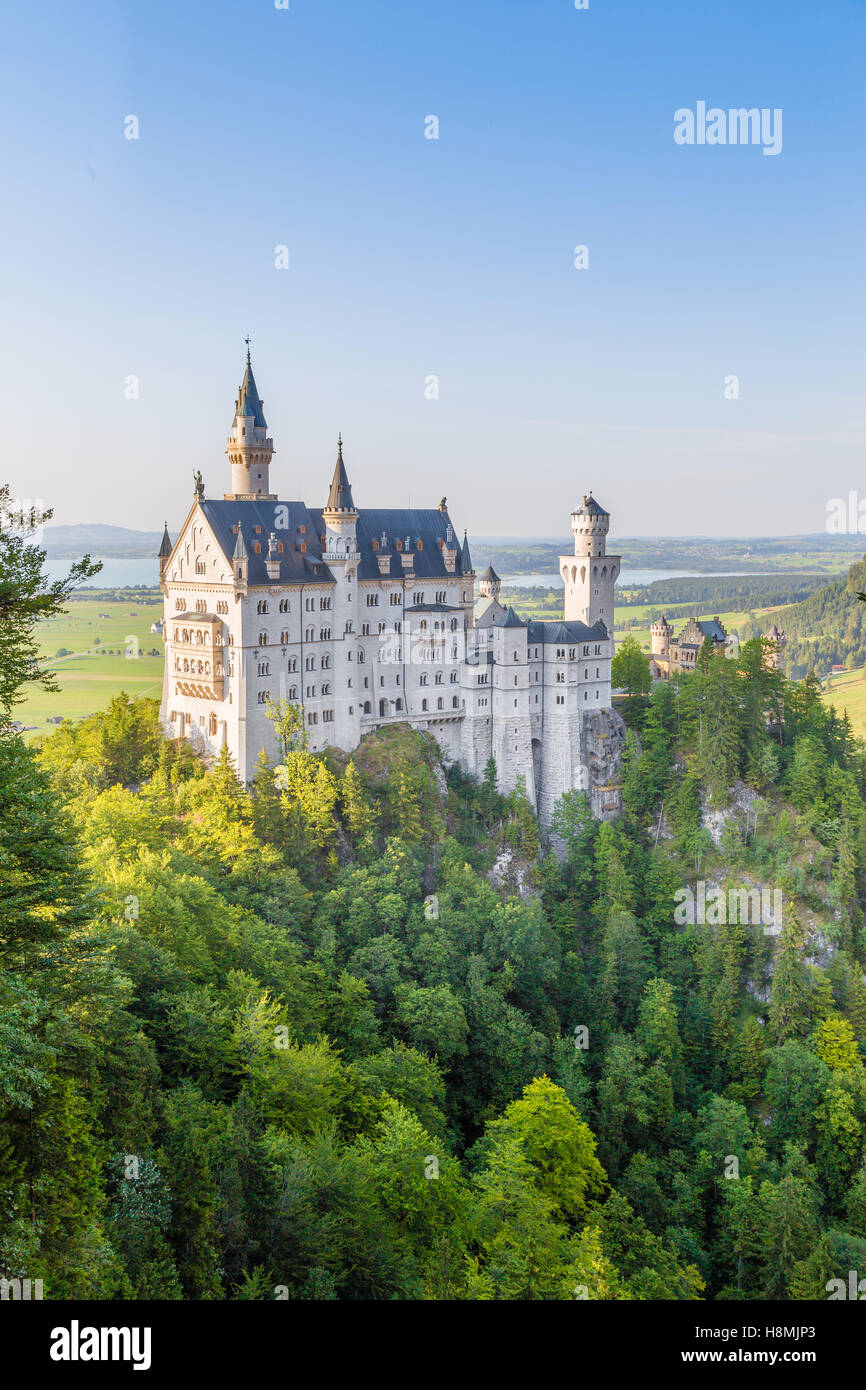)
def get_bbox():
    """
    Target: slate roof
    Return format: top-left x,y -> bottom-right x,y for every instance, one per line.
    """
497,607 -> 527,629
200,498 -> 336,586
345,507 -> 470,582
696,618 -> 727,642
481,564 -> 500,582
526,618 -> 609,643
572,493 -> 609,518
198,498 -> 472,588
158,522 -> 172,558
233,349 -> 267,429
325,437 -> 355,512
